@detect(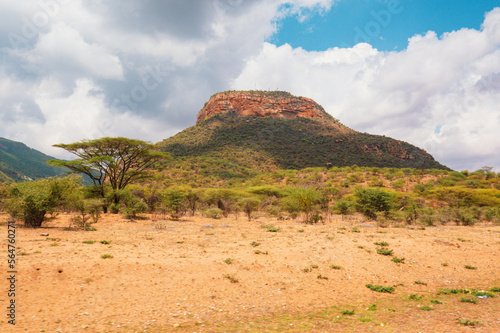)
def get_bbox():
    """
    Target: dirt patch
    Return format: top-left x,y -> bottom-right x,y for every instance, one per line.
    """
1,212 -> 499,332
